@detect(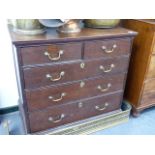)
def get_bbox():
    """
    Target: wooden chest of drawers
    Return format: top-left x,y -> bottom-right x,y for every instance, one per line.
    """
9,27 -> 136,134
123,19 -> 155,116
